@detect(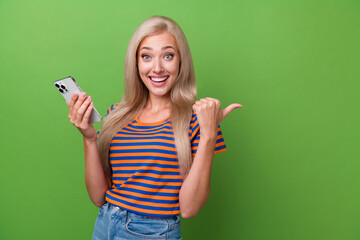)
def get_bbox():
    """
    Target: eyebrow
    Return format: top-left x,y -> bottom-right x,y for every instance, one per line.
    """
140,46 -> 176,51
